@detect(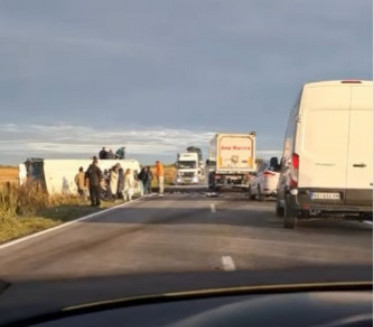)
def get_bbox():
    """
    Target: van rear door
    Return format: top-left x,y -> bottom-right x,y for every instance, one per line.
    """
345,85 -> 373,206
298,86 -> 351,192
